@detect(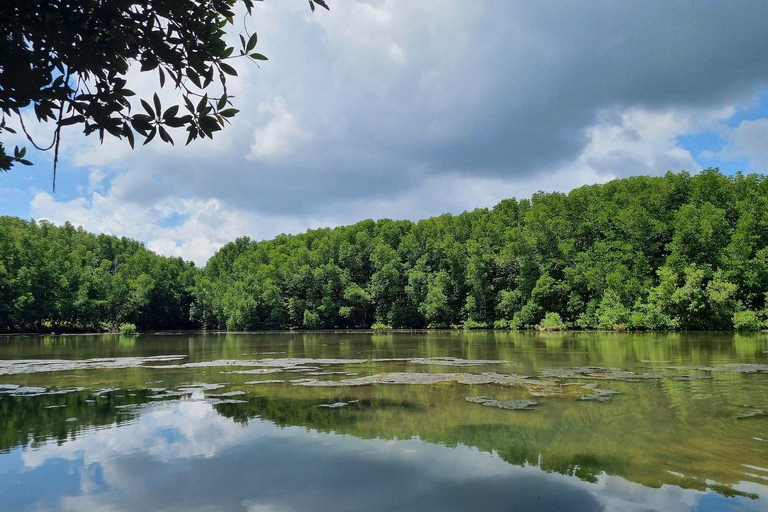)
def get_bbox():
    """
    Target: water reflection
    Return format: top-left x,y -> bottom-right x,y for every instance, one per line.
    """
1,397 -> 764,512
0,332 -> 767,511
